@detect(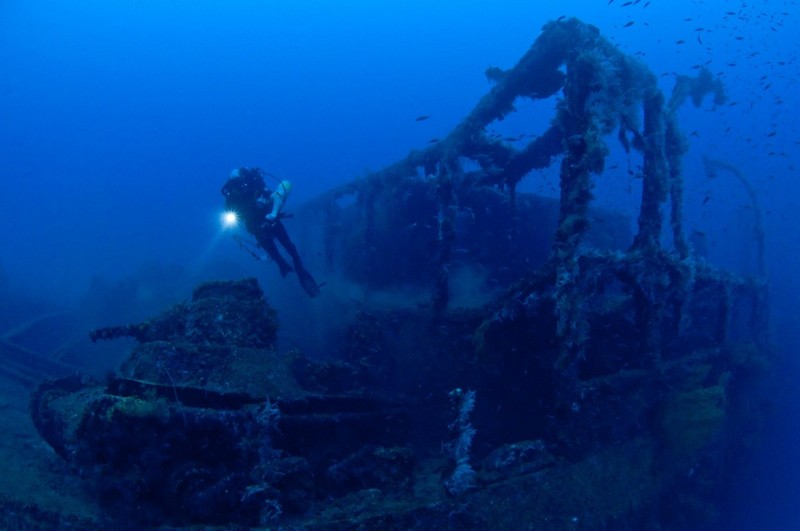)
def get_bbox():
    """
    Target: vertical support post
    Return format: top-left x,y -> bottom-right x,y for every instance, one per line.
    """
432,165 -> 456,315
551,49 -> 608,379
633,92 -> 669,253
323,202 -> 339,273
363,184 -> 378,286
666,117 -> 689,258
